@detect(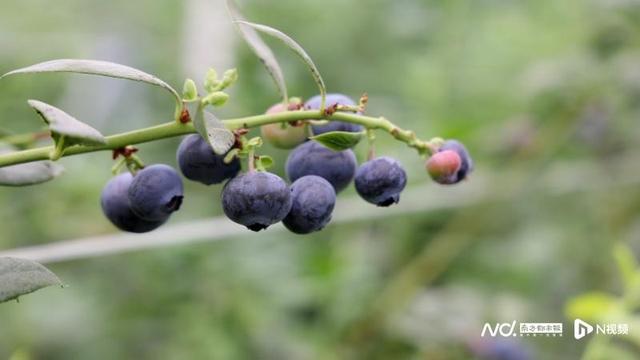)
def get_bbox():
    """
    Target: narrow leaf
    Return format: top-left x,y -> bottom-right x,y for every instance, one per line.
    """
0,257 -> 63,303
236,21 -> 326,107
0,160 -> 63,186
2,59 -> 181,105
226,0 -> 288,102
310,131 -> 364,151
0,144 -> 63,186
193,105 -> 235,155
28,100 -> 106,146
256,155 -> 274,171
